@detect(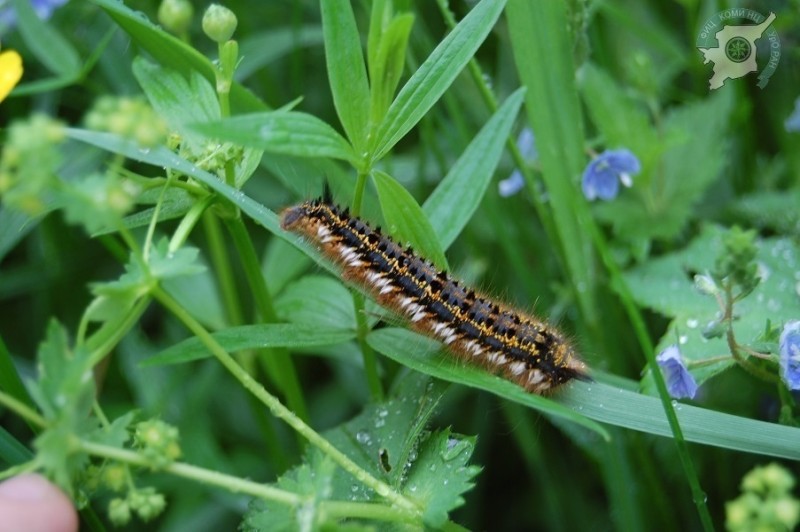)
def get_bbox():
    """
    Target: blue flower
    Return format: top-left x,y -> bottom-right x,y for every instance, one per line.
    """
582,148 -> 641,201
498,128 -> 537,197
656,345 -> 698,399
786,97 -> 800,133
779,321 -> 800,390
0,0 -> 68,32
